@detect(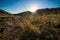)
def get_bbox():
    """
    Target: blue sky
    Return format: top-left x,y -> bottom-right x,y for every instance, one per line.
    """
0,0 -> 60,14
